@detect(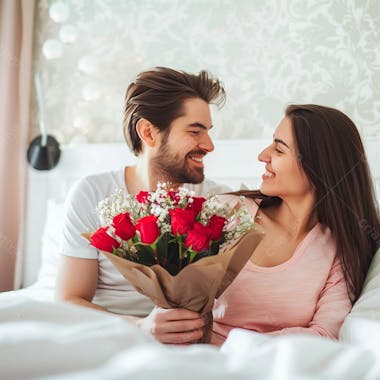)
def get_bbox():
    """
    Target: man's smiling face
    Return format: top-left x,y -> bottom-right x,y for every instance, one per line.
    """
151,97 -> 215,185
